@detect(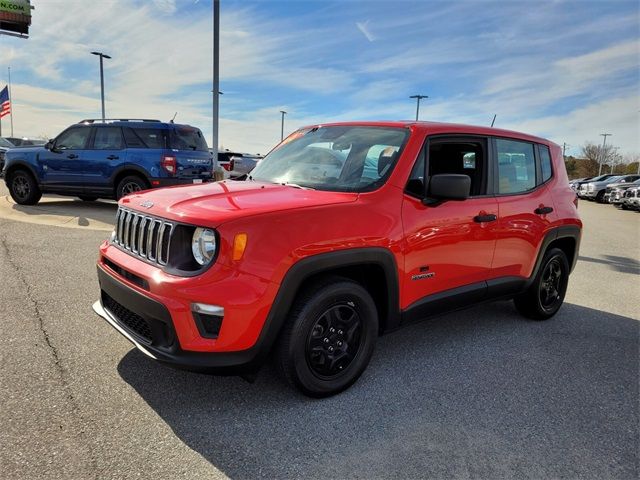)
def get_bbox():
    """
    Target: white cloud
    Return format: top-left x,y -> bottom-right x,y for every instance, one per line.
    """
356,21 -> 375,42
